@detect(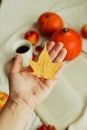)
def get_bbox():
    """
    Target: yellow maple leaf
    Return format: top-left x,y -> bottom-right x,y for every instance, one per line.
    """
30,45 -> 63,79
